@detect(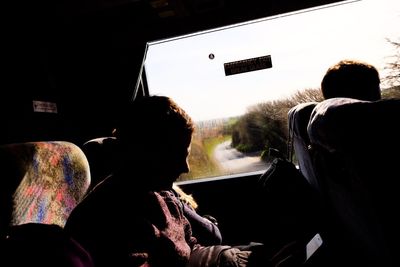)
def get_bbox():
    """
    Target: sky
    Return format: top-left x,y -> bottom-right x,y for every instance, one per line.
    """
144,0 -> 400,122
